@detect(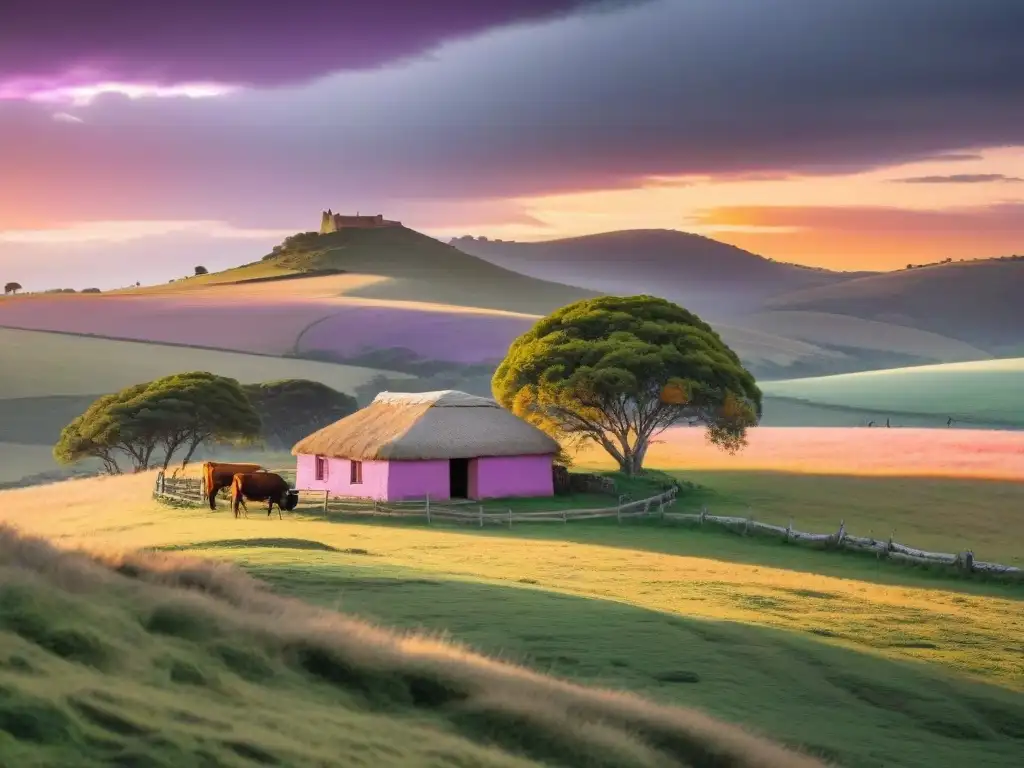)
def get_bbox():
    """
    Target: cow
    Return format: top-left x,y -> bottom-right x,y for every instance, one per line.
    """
230,472 -> 299,520
203,462 -> 263,510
